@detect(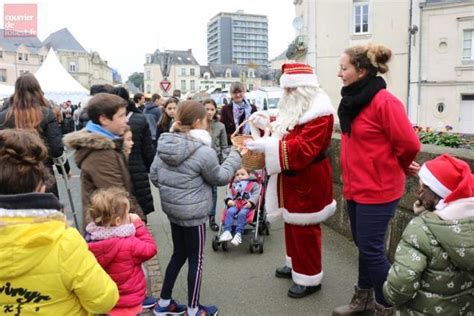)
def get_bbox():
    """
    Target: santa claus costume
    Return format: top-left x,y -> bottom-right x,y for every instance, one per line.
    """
247,63 -> 336,298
